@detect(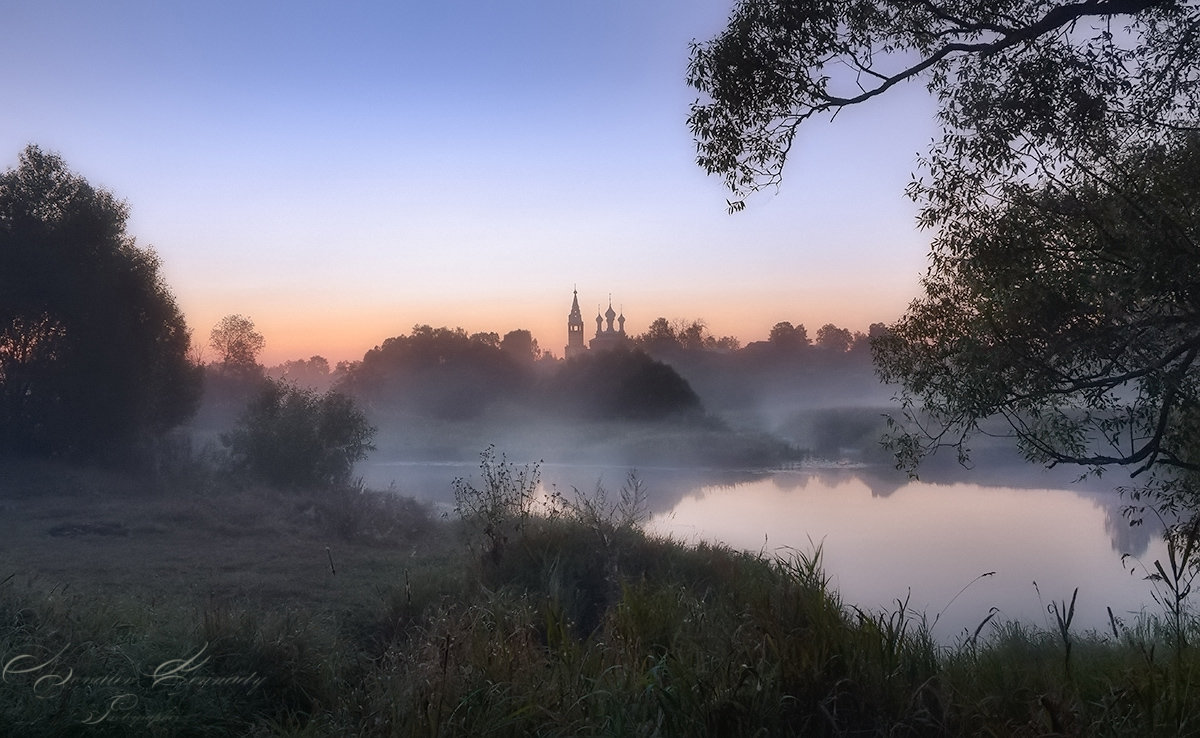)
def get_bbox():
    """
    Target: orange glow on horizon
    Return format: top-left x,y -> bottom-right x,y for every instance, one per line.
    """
186,285 -> 914,367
